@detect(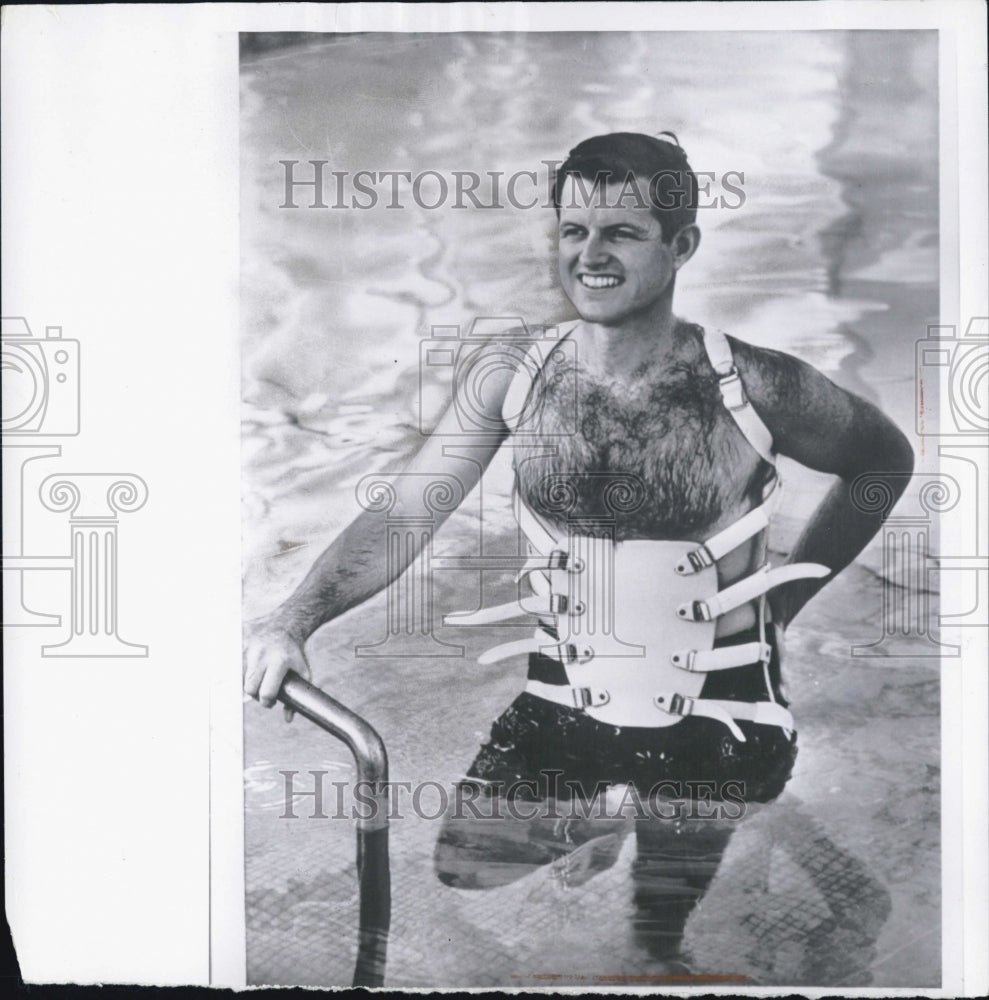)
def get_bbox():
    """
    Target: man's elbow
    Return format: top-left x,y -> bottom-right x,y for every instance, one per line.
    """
857,417 -> 915,476
886,424 -> 915,477
845,423 -> 915,506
